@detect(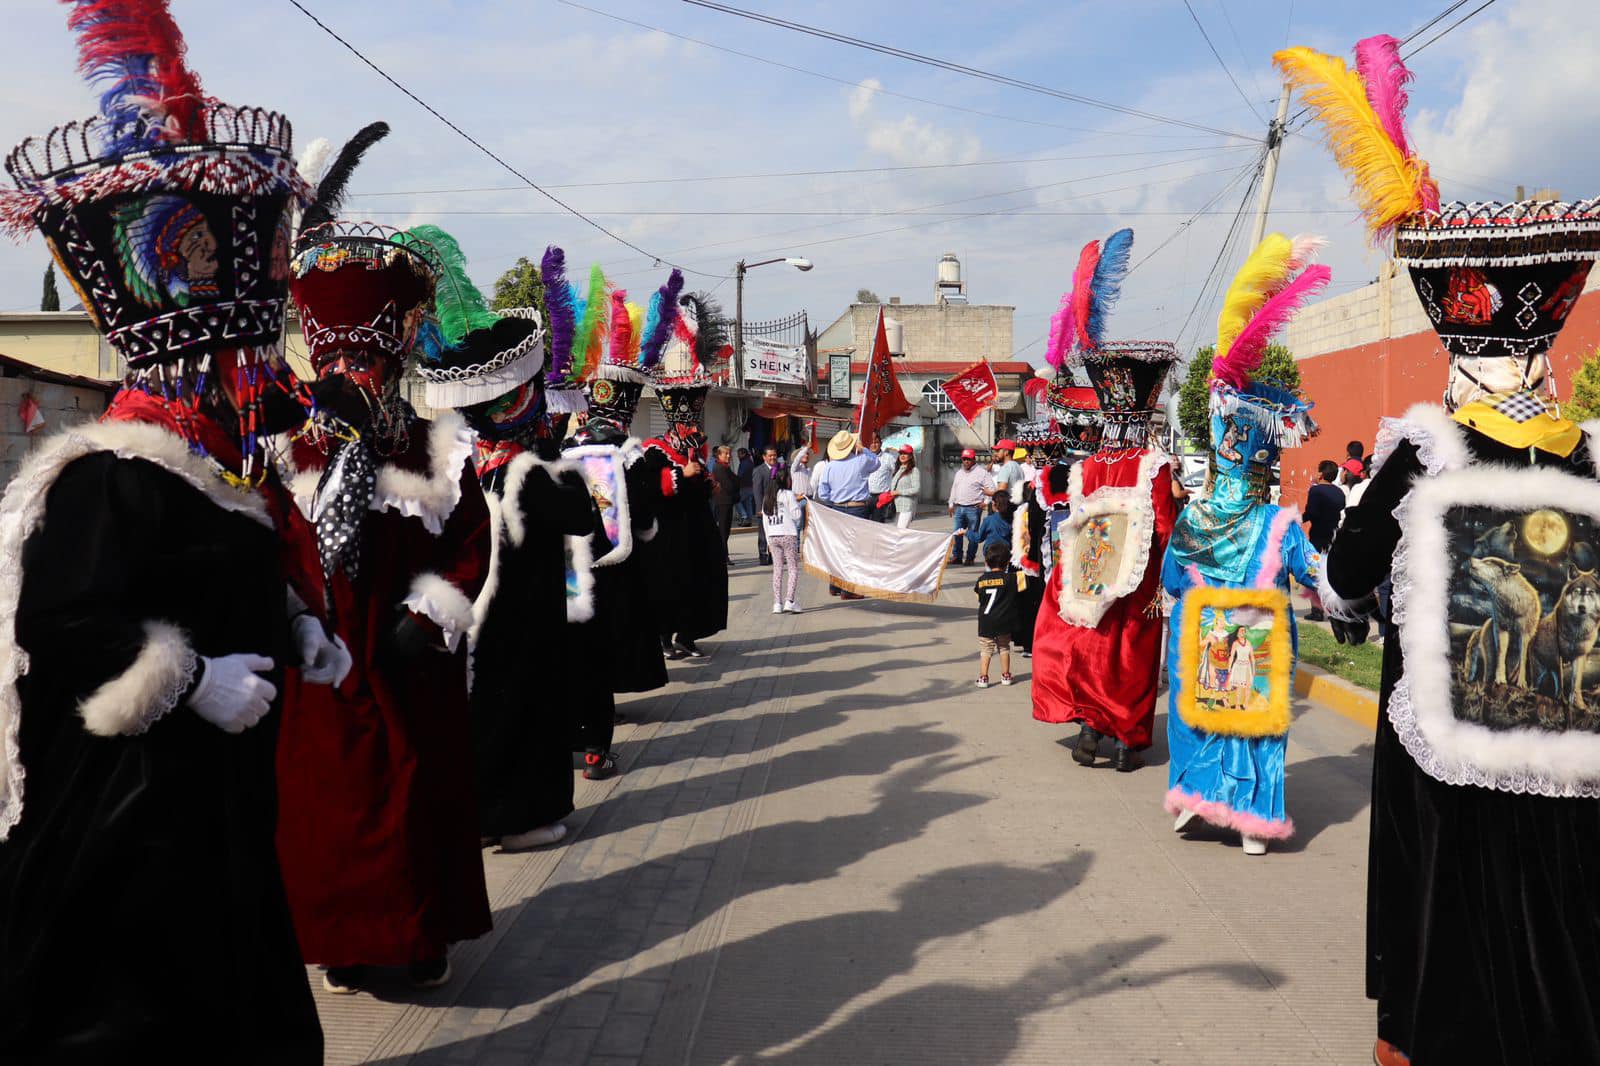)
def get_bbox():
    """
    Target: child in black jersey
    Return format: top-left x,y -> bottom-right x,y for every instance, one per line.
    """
973,541 -> 1025,688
